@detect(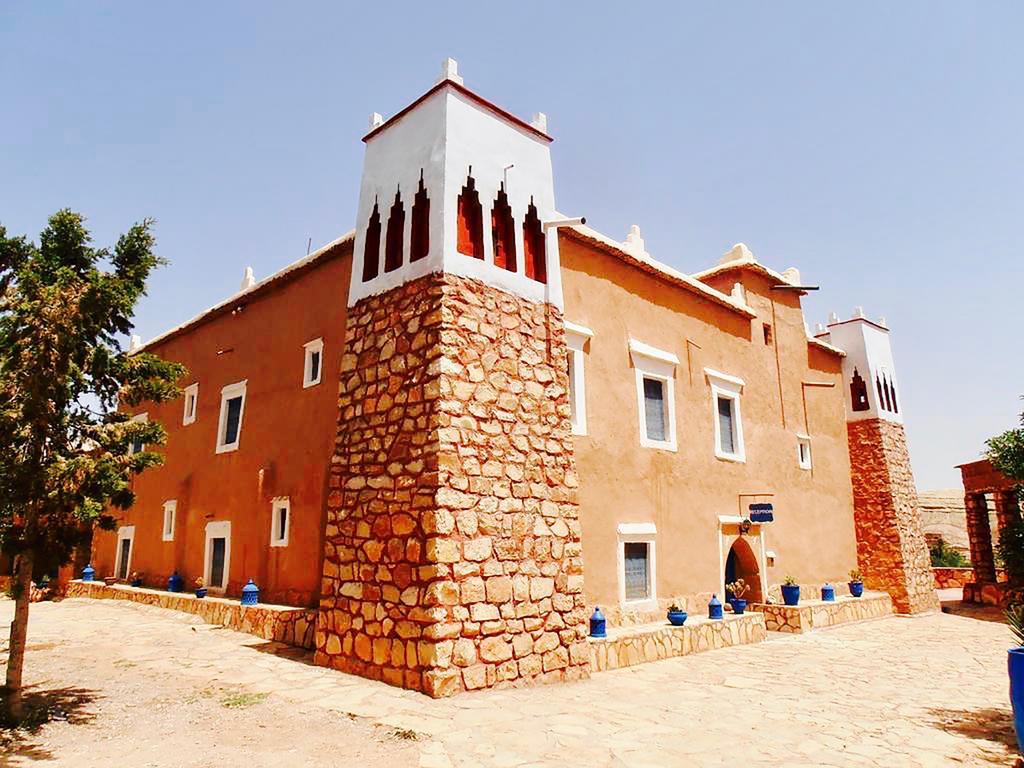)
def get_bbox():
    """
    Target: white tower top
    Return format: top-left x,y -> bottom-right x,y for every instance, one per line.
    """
815,310 -> 903,424
348,59 -> 563,309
